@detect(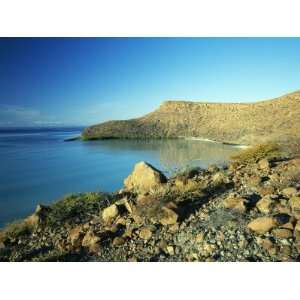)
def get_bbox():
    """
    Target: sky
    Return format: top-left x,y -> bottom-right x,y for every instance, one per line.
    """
0,37 -> 300,127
